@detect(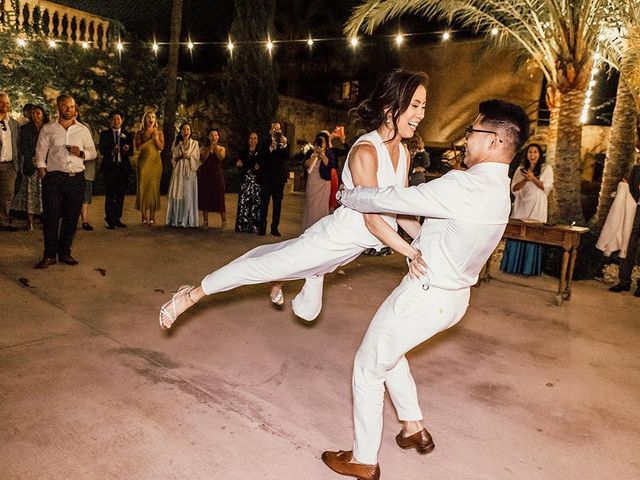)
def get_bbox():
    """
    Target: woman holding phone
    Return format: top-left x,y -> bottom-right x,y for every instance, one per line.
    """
301,131 -> 335,230
160,69 -> 428,329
